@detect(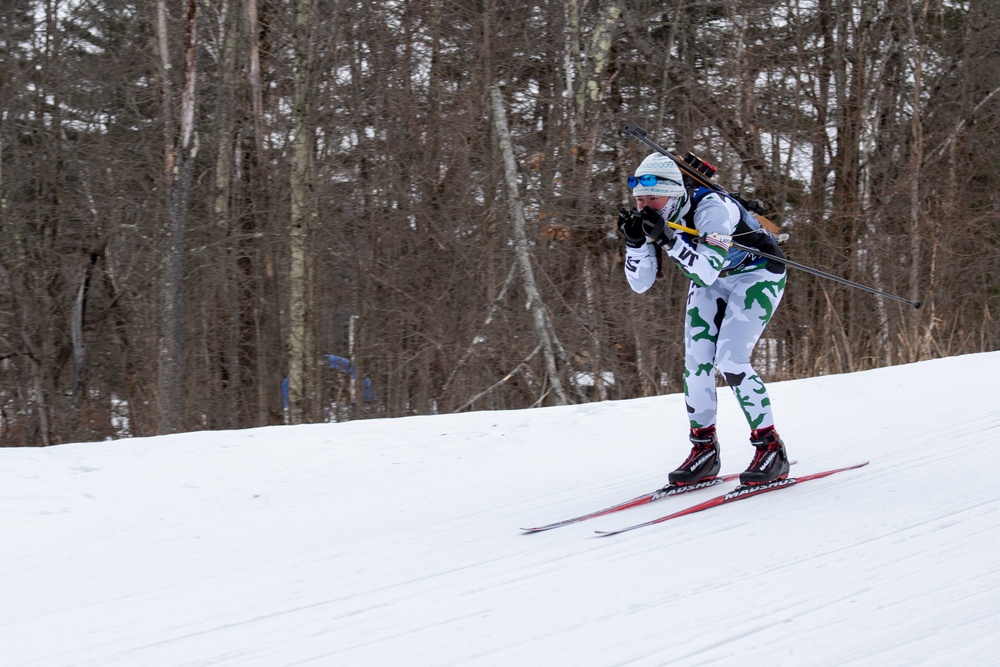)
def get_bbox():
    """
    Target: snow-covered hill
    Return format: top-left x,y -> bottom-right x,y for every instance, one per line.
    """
3,352 -> 1000,666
